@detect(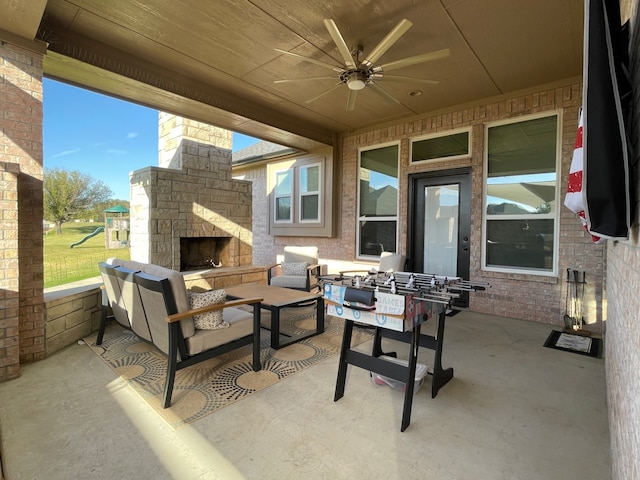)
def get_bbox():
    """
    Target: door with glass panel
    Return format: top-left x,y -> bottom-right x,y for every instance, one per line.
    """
409,169 -> 471,307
